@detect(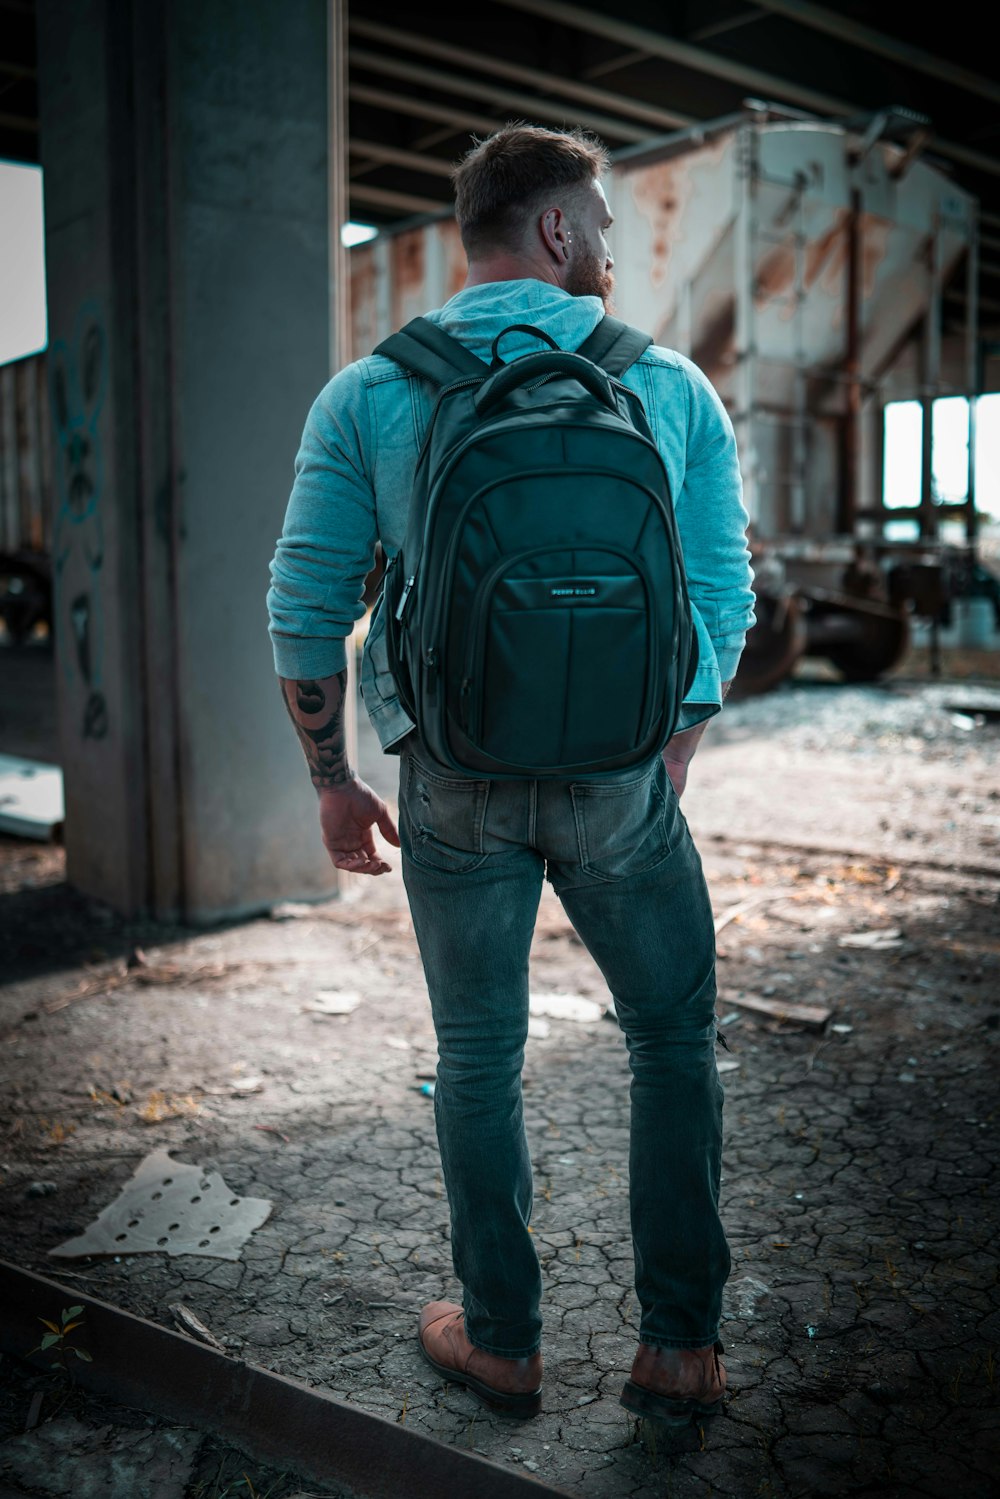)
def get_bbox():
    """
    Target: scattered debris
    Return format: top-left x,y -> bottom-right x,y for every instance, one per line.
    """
228,1076 -> 264,1095
138,1091 -> 201,1124
727,993 -> 832,1031
25,1181 -> 57,1199
384,1036 -> 411,1050
419,1082 -> 436,1099
169,1302 -> 226,1351
528,992 -> 604,1023
49,1148 -> 272,1262
838,928 -> 904,950
24,1390 -> 44,1431
717,1058 -> 741,1073
831,1022 -> 854,1034
303,990 -> 362,1016
253,1125 -> 291,1143
269,901 -> 321,920
713,891 -> 792,936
